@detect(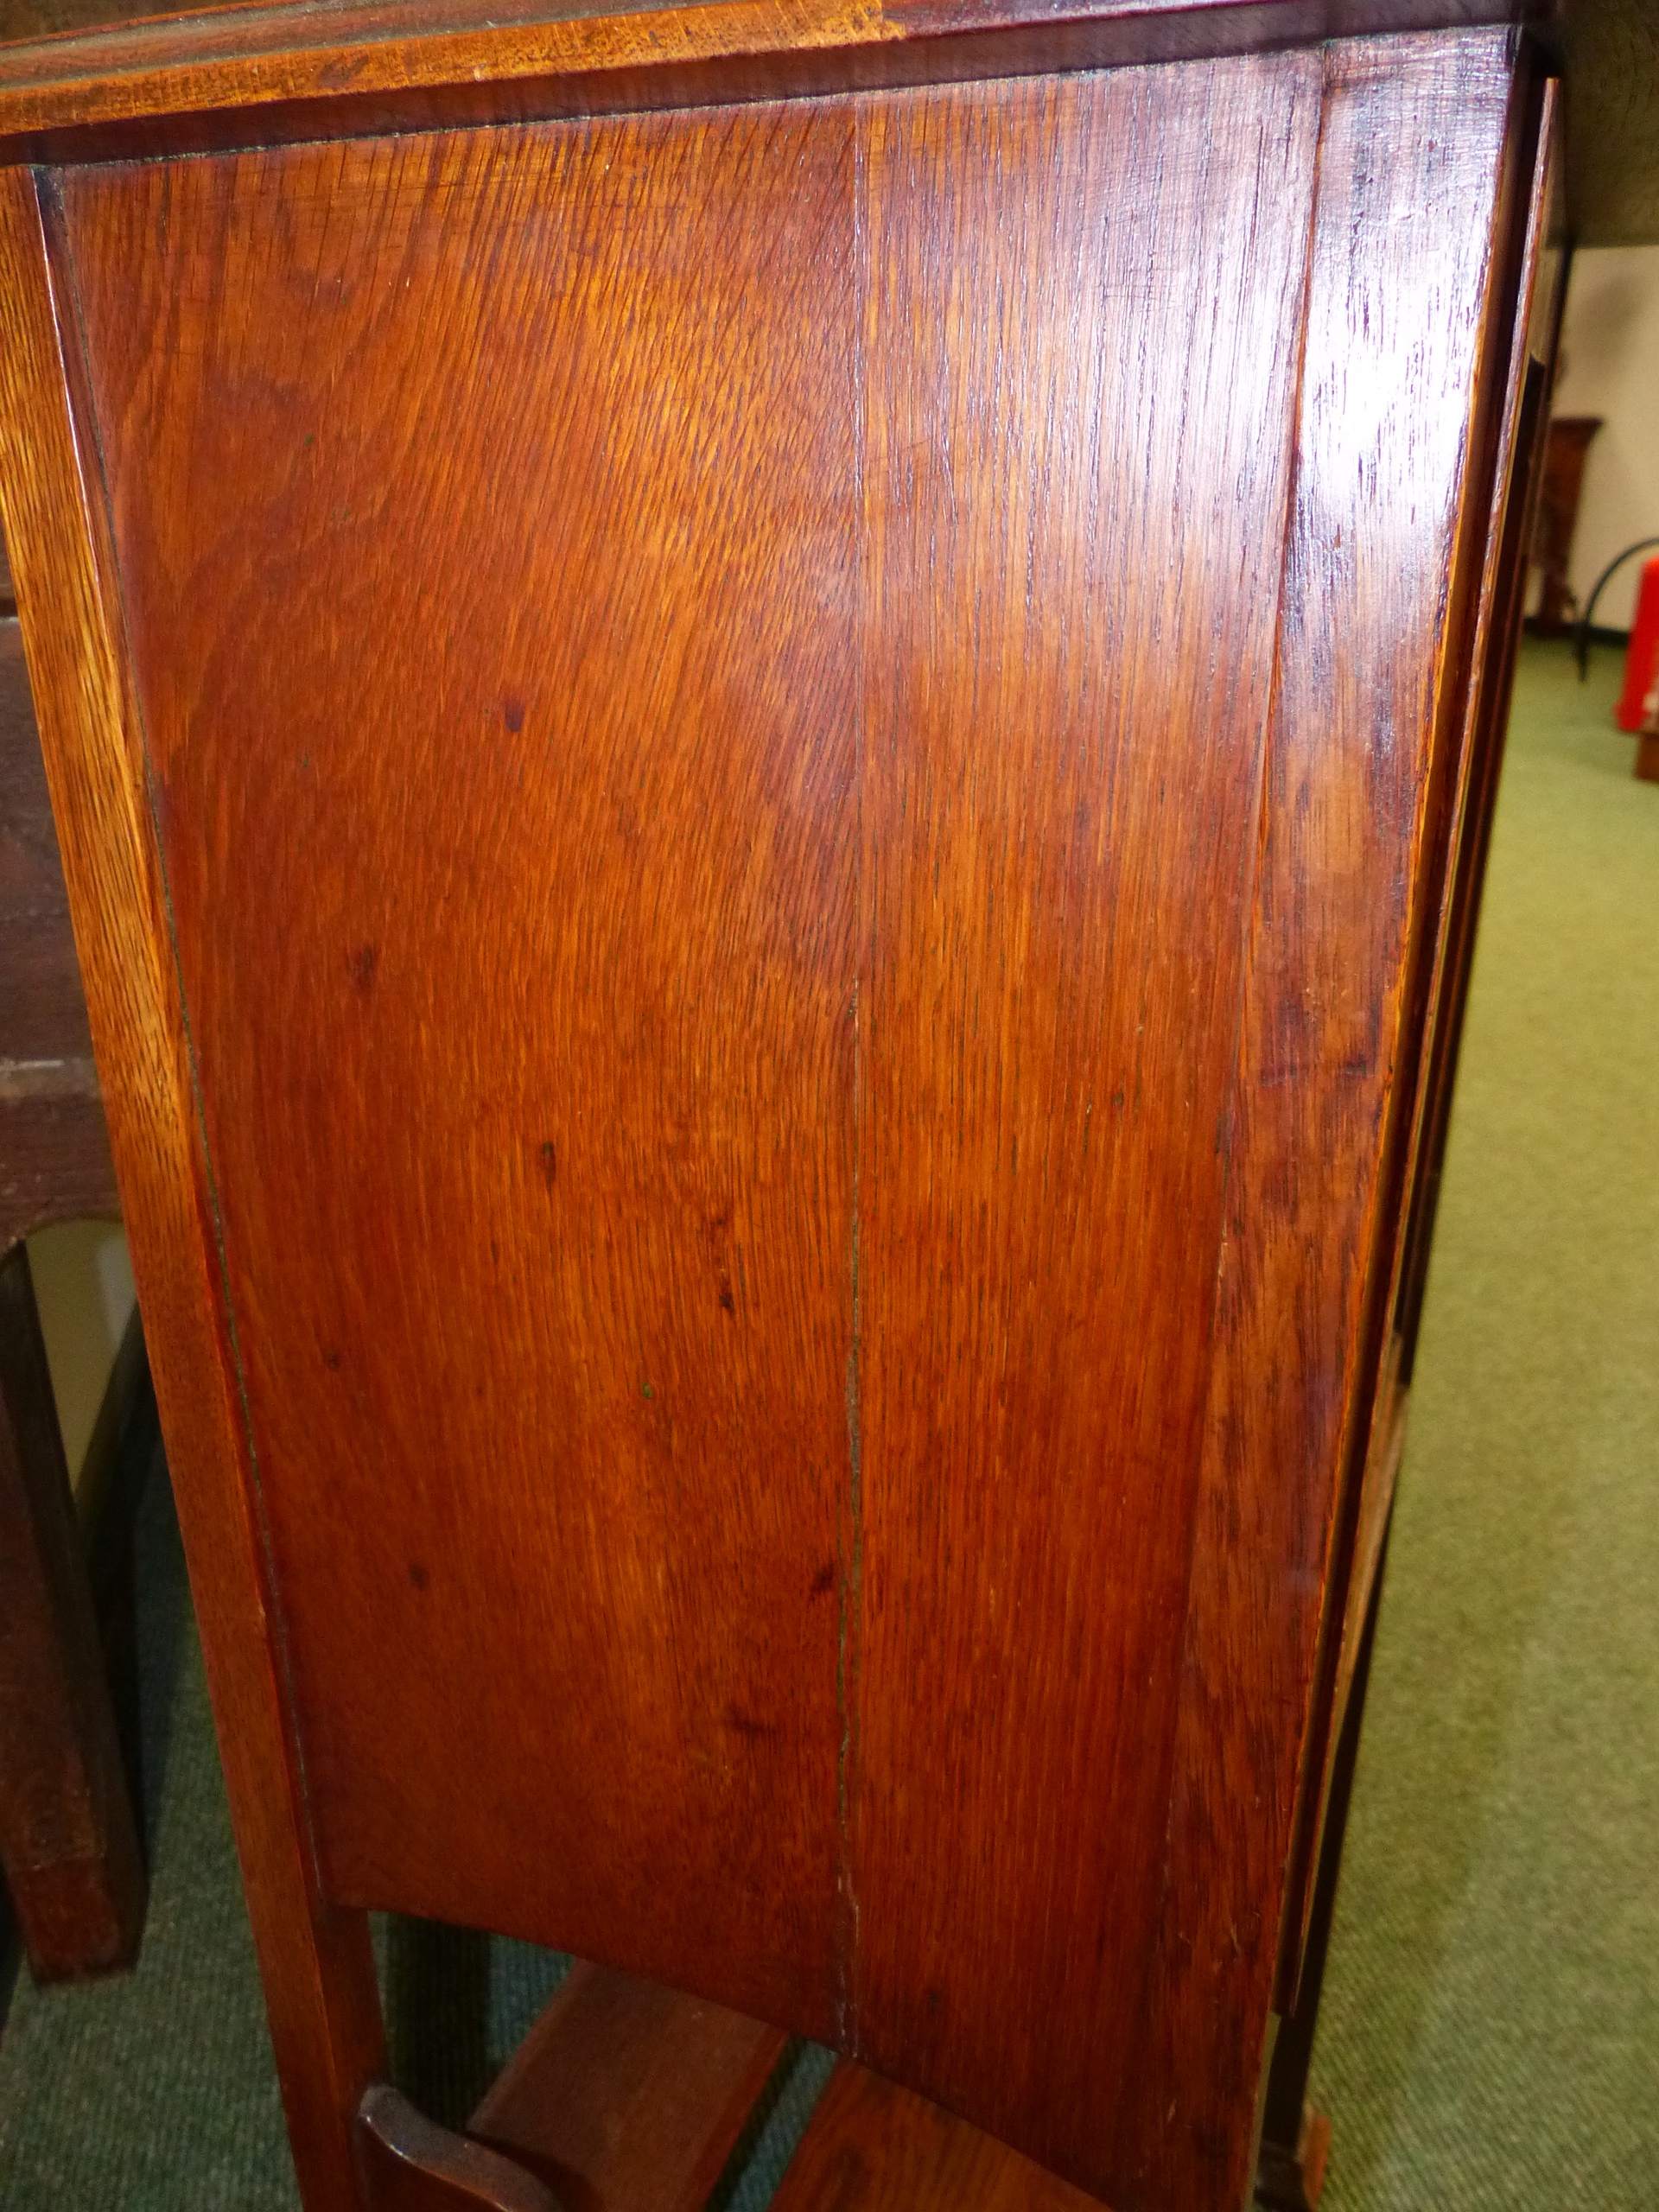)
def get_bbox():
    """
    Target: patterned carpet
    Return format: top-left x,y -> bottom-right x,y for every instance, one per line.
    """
0,639 -> 1652,2207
